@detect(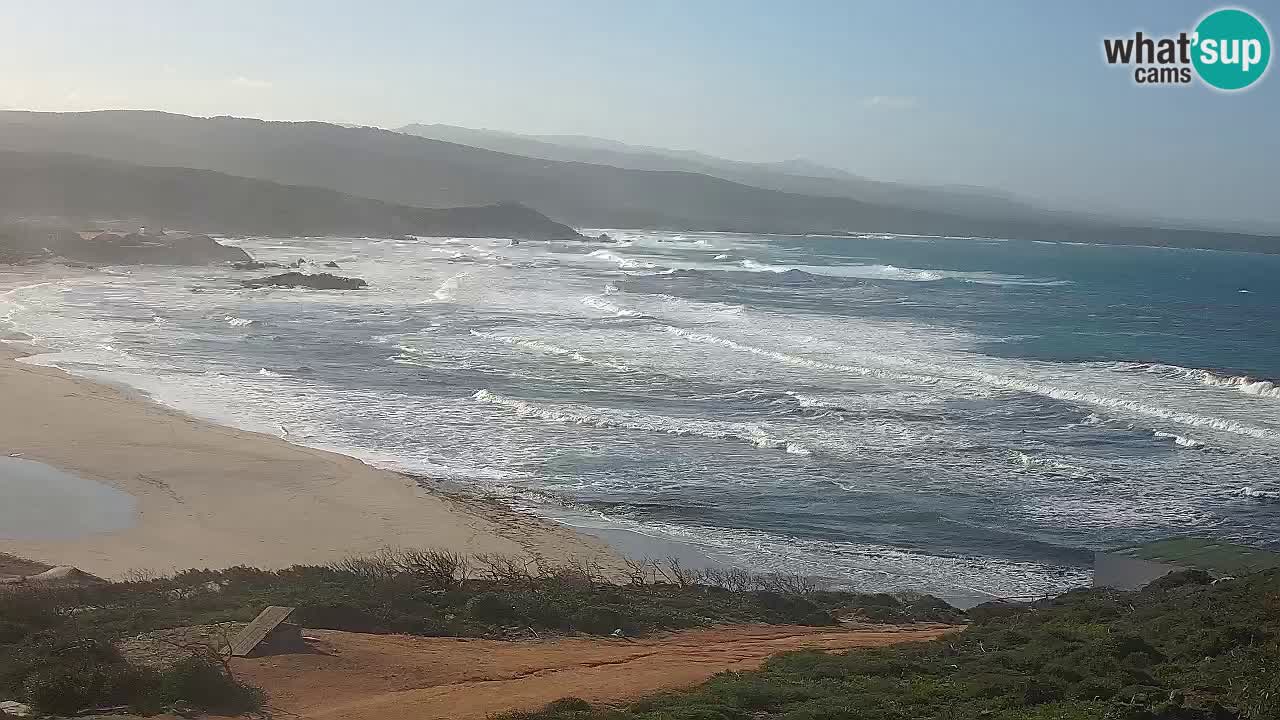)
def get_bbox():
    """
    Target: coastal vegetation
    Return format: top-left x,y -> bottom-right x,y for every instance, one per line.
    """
3,550 -> 1279,718
505,569 -> 1280,720
0,149 -> 581,243
0,549 -> 958,715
